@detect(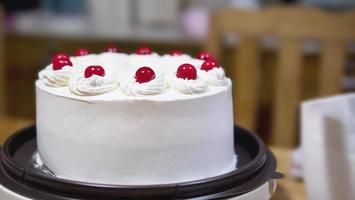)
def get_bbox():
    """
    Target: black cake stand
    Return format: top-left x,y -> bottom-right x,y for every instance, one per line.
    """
0,125 -> 283,200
